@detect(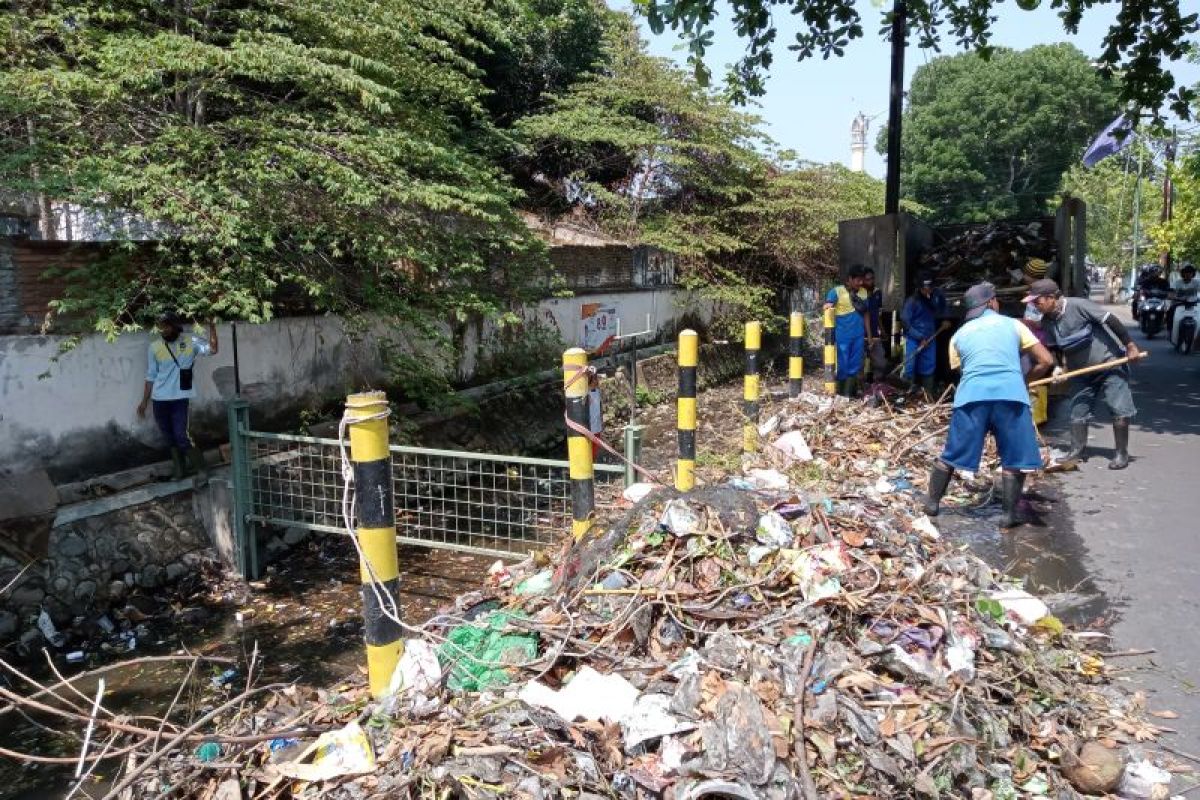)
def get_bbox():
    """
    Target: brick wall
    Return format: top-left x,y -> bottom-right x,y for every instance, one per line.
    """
0,238 -> 102,334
